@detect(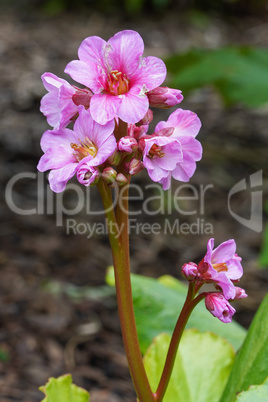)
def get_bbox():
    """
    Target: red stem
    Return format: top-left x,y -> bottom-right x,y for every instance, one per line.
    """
97,119 -> 155,402
155,286 -> 206,401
